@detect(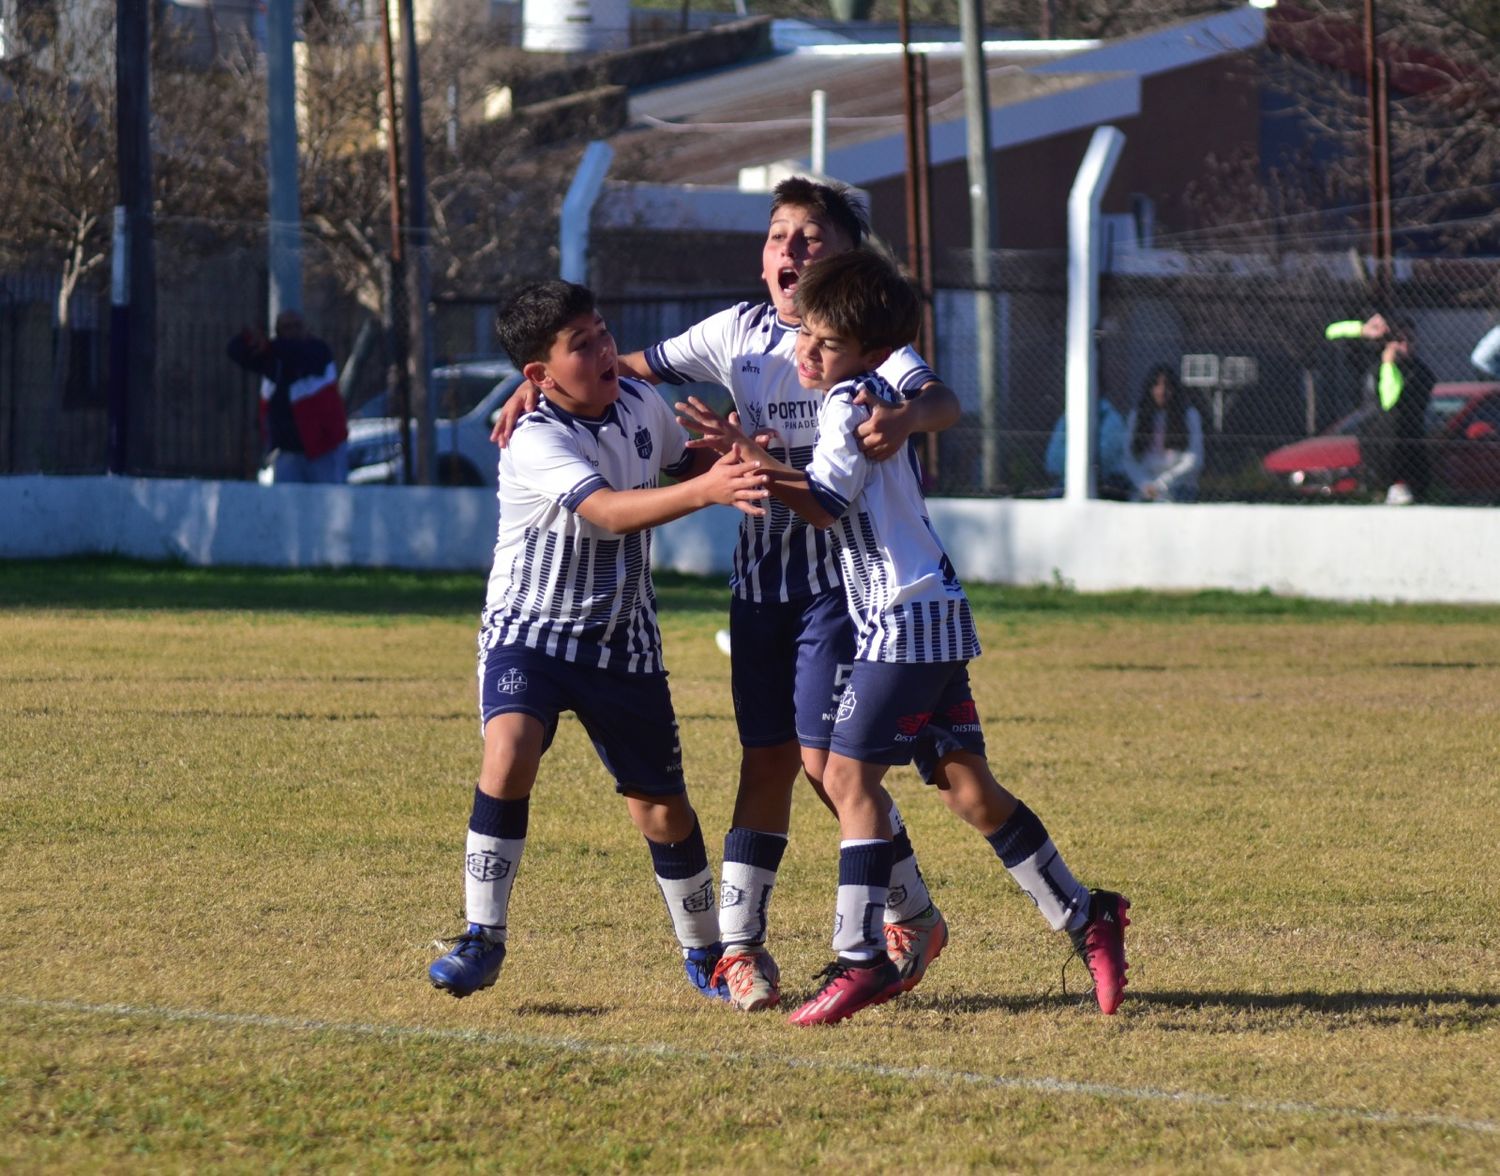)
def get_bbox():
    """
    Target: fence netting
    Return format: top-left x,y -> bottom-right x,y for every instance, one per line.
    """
3,231 -> 1497,502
